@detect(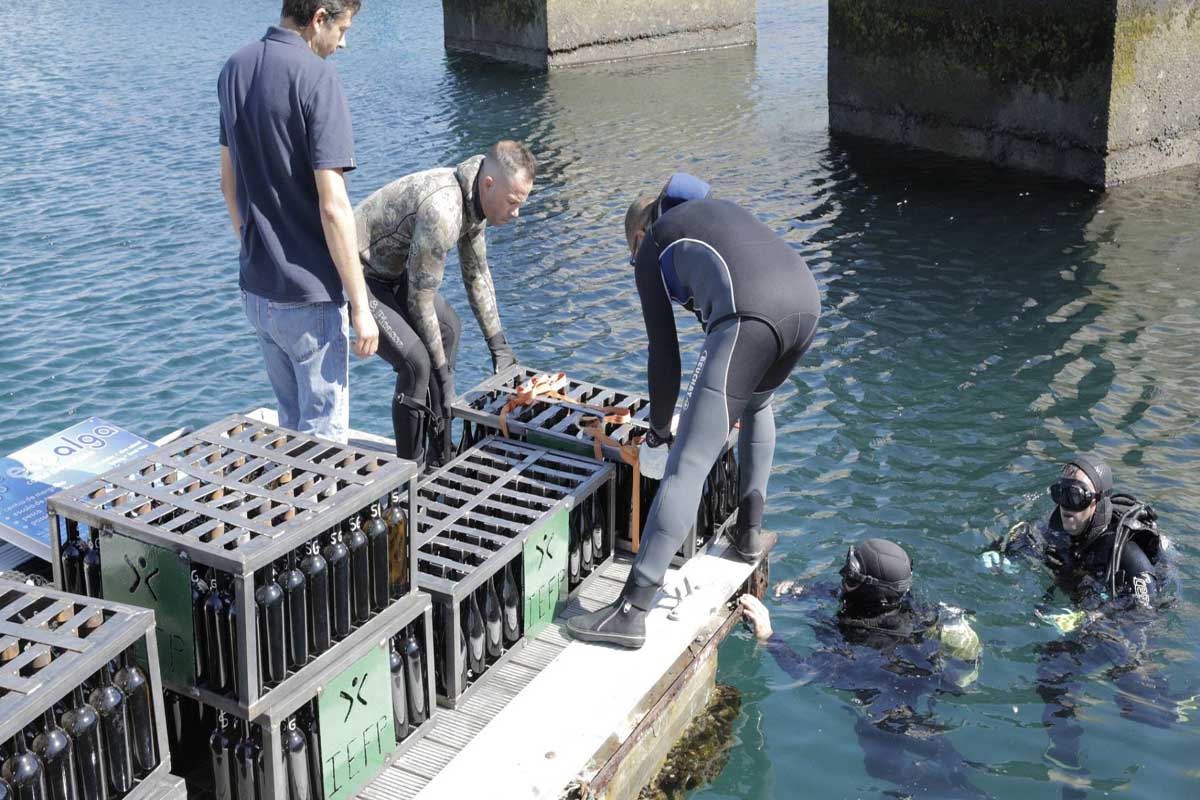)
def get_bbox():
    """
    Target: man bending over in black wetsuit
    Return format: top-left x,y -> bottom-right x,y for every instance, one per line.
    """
567,174 -> 822,649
